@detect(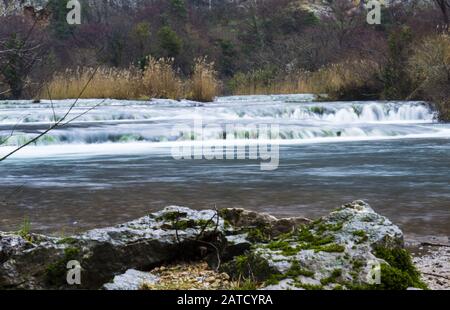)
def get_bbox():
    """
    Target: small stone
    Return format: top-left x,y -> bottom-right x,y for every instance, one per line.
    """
206,276 -> 216,283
